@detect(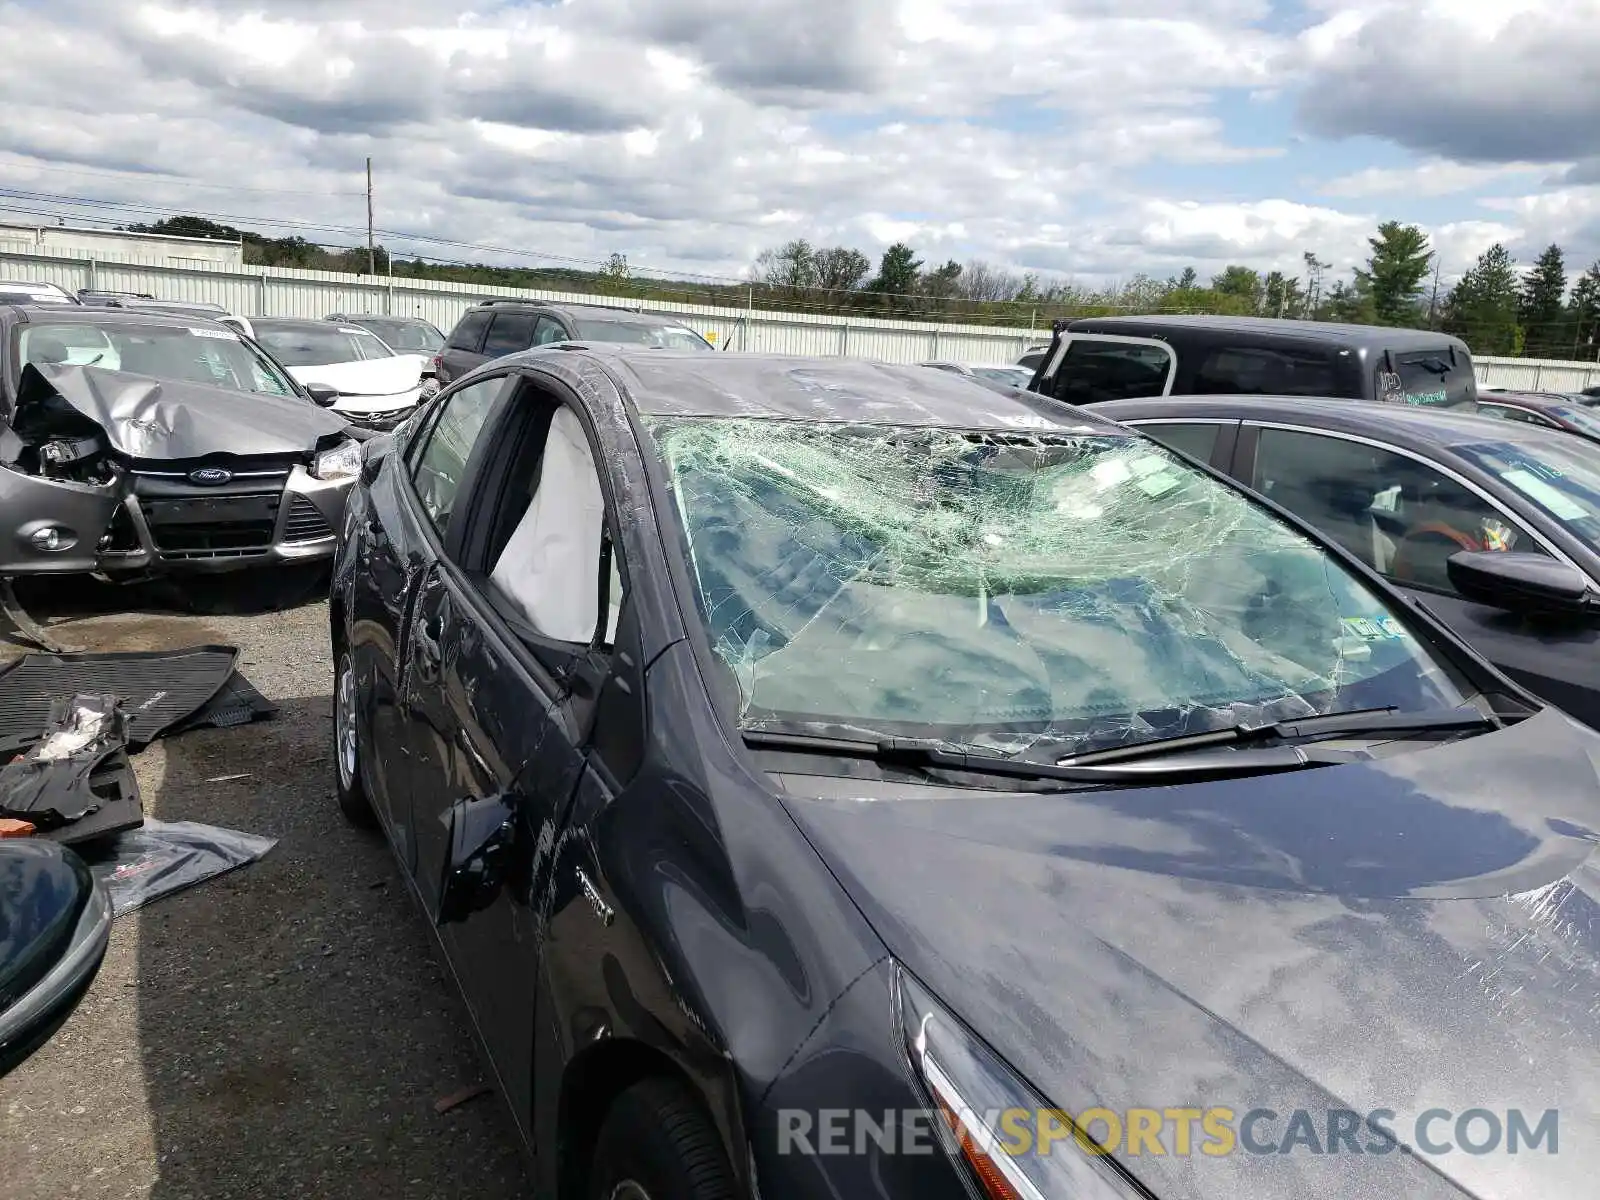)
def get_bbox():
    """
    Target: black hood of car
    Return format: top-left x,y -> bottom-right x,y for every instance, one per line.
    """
15,364 -> 346,459
778,708 -> 1600,1199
